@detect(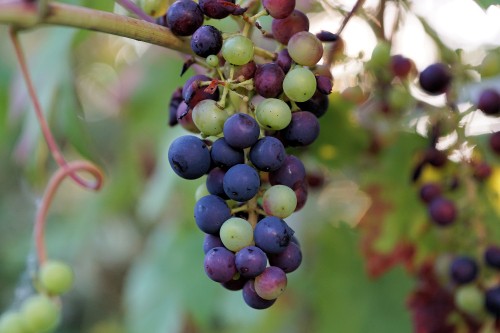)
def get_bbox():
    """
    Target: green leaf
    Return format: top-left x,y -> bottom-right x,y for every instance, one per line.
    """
475,0 -> 500,9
